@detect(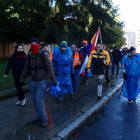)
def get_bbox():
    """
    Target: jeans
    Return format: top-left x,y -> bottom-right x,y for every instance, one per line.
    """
95,75 -> 104,97
29,80 -> 48,122
112,61 -> 119,76
13,76 -> 25,101
73,68 -> 80,92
